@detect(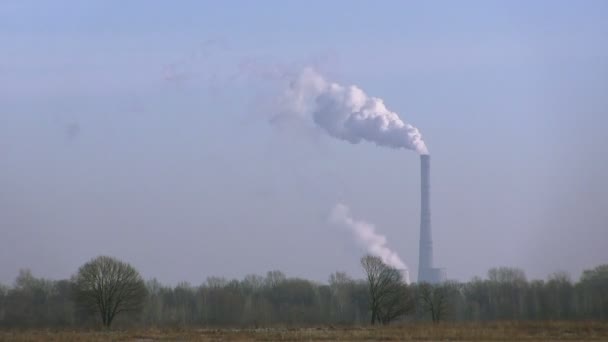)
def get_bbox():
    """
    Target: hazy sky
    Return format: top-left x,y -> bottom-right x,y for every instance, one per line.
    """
1,0 -> 607,285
